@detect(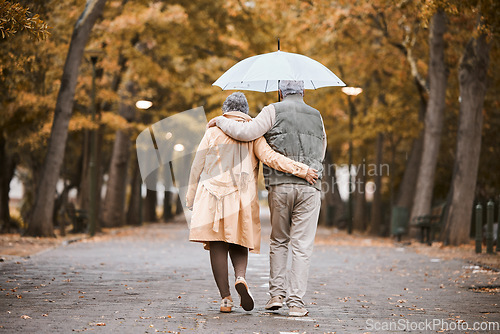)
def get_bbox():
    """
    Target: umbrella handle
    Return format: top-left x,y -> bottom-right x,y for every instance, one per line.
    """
277,80 -> 280,102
